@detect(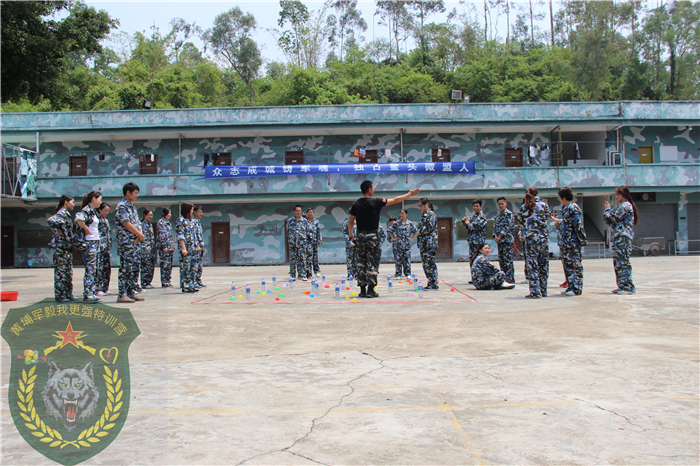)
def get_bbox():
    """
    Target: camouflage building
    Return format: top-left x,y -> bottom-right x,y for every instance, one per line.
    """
2,101 -> 698,268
